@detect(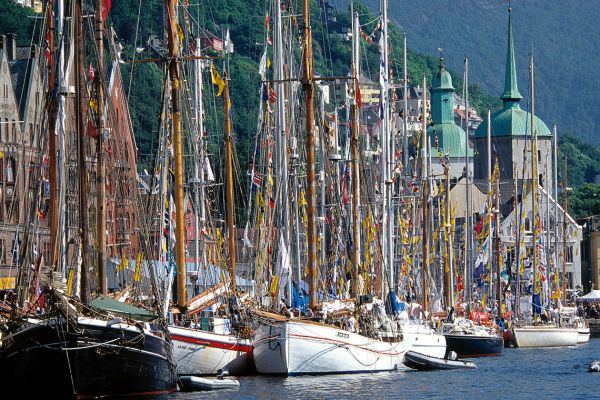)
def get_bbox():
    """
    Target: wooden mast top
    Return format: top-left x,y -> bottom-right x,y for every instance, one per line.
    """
302,0 -> 318,309
164,0 -> 187,308
223,73 -> 237,294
